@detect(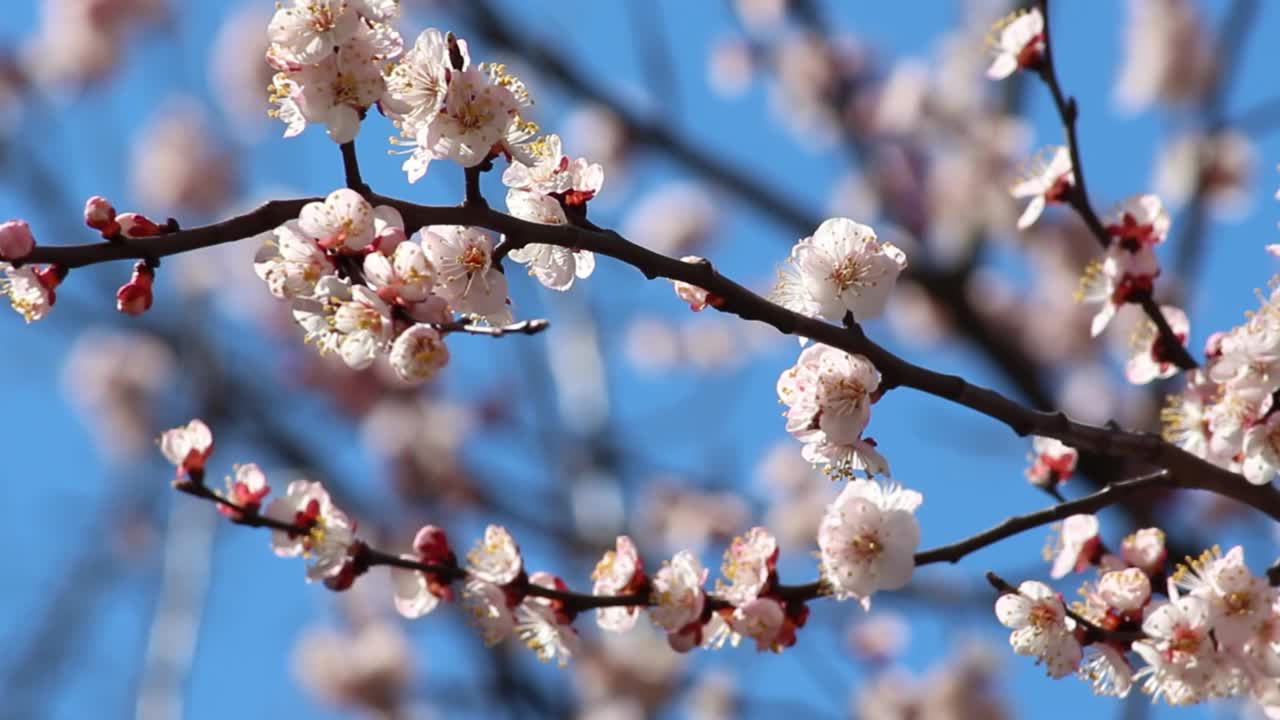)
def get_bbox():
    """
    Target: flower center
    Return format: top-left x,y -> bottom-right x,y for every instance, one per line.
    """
461,245 -> 488,272
848,532 -> 882,561
829,256 -> 869,291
